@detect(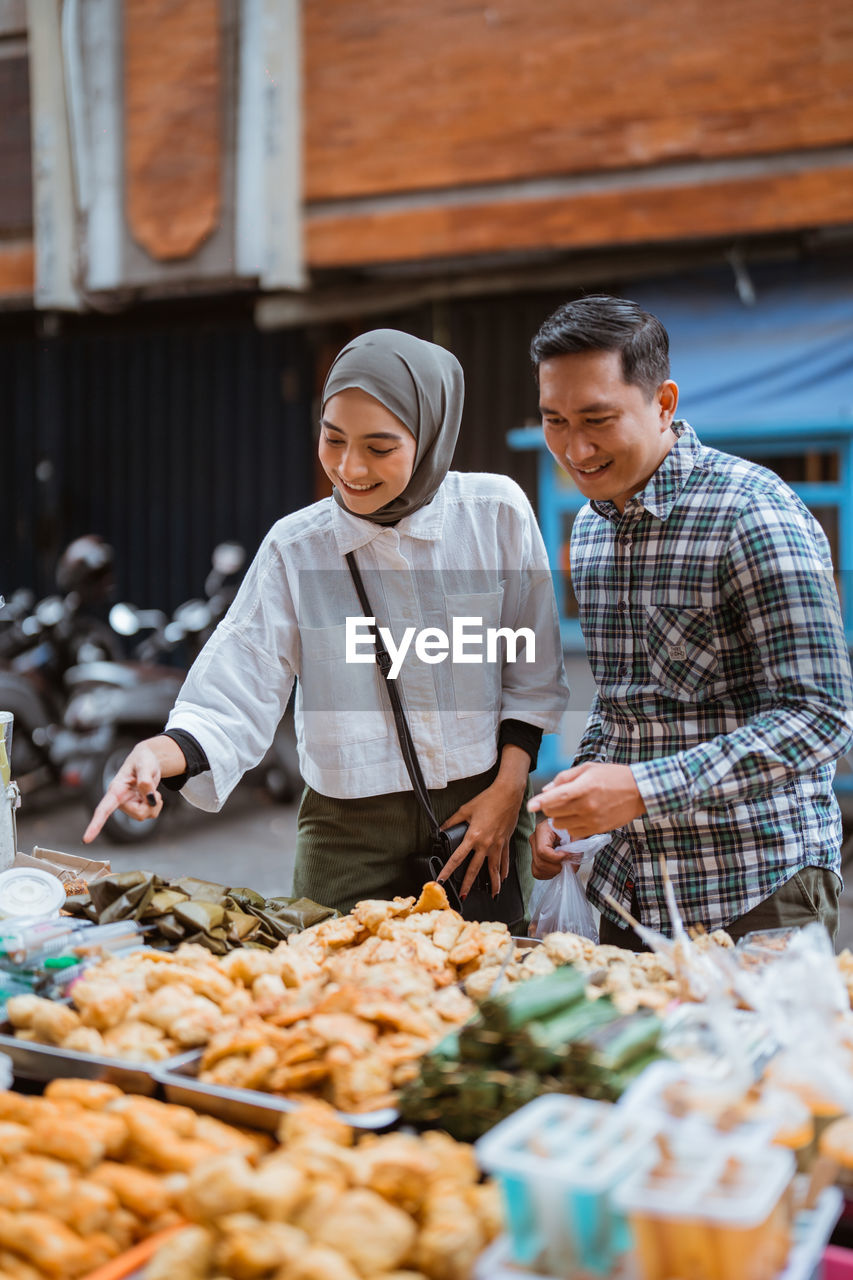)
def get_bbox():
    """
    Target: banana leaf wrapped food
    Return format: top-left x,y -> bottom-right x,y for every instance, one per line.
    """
399,967 -> 664,1138
63,871 -> 337,951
